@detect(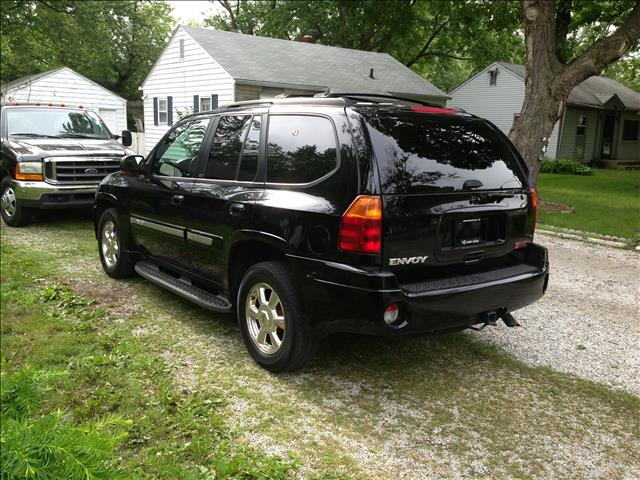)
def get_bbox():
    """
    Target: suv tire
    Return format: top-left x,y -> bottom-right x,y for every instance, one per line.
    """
98,208 -> 135,278
237,261 -> 316,372
1,178 -> 32,227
